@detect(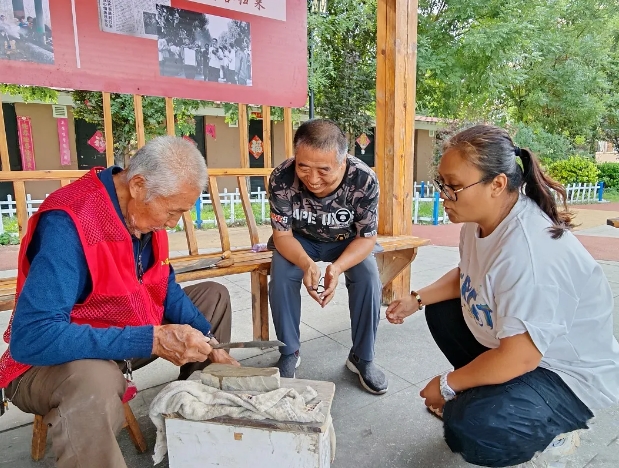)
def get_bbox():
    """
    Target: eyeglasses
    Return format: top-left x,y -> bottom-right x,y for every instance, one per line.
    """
432,178 -> 486,202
